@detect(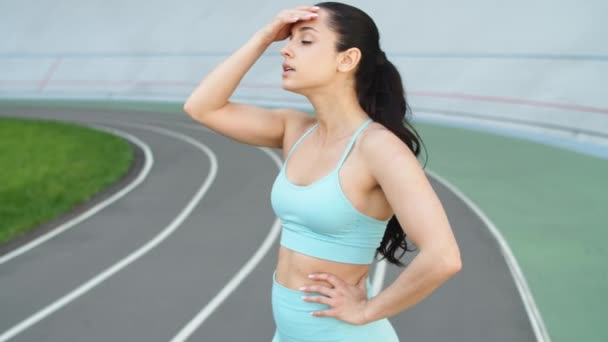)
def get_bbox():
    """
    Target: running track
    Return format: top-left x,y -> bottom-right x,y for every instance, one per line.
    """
0,104 -> 537,341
